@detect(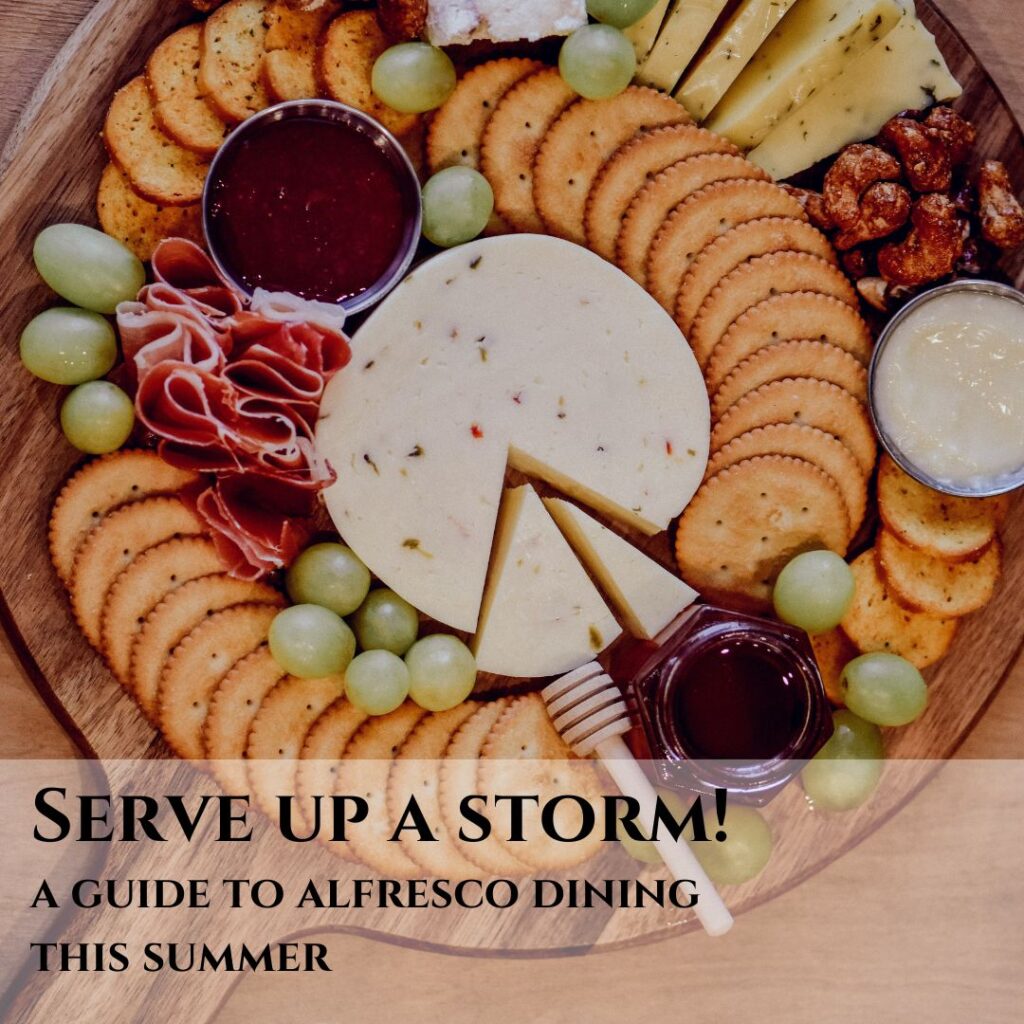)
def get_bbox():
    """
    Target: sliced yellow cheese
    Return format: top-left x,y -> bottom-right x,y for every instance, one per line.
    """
674,0 -> 798,122
316,235 -> 709,634
473,486 -> 621,678
748,15 -> 962,180
625,0 -> 674,60
706,0 -> 904,149
544,498 -> 697,640
636,0 -> 731,92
